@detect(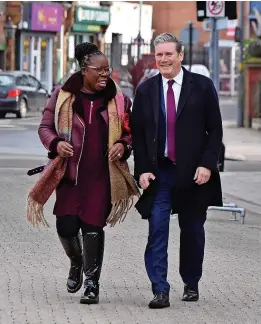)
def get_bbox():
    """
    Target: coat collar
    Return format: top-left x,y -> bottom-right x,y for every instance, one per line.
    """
61,70 -> 117,103
176,66 -> 193,119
